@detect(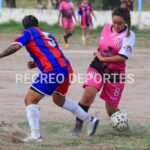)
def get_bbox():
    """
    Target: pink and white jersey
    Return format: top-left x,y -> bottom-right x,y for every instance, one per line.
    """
59,0 -> 74,18
98,24 -> 135,74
